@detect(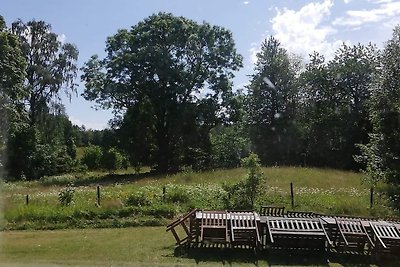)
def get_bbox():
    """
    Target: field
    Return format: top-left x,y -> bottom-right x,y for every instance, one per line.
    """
1,167 -> 396,231
1,167 -> 399,266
